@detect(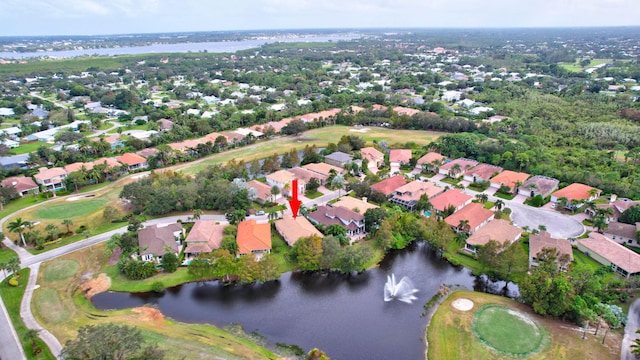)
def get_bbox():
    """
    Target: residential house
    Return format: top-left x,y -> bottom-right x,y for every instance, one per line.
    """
429,189 -> 473,216
184,221 -> 224,257
93,135 -> 124,149
464,219 -> 522,253
601,197 -> 640,222
307,205 -> 365,238
361,147 -> 384,168
236,219 -> 272,257
416,152 -> 447,172
529,231 -> 573,270
275,214 -> 324,246
116,153 -> 148,171
137,223 -> 184,262
550,183 -> 601,208
1,176 -> 39,196
157,118 -> 175,131
0,126 -> 22,139
463,164 -> 503,184
444,203 -> 494,234
490,170 -> 530,193
439,158 -> 479,178
33,167 -> 67,191
604,222 -> 638,247
136,148 -> 159,159
370,175 -> 408,197
518,175 -> 560,198
63,162 -> 93,175
577,233 -> 640,278
247,180 -> 278,203
324,151 -> 353,168
332,196 -> 379,214
390,181 -> 444,211
265,170 -> 297,195
389,149 -> 412,167
288,167 -> 328,187
302,162 -> 346,178
392,106 -> 421,117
